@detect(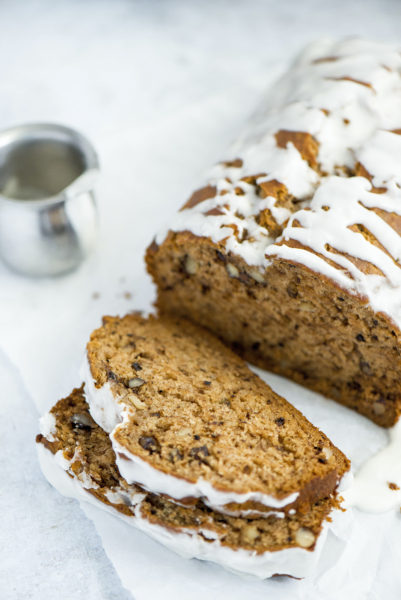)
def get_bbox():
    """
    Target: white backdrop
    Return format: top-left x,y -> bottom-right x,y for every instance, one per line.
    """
1,1 -> 400,598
